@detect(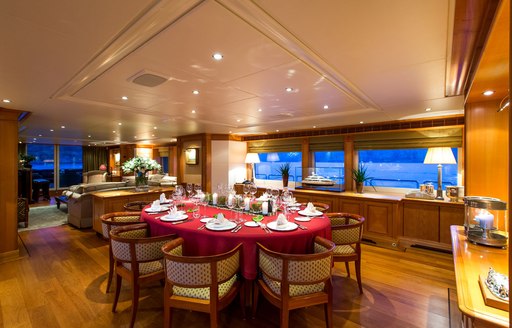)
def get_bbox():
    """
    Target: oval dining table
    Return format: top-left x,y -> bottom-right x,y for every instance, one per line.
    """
140,202 -> 332,280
